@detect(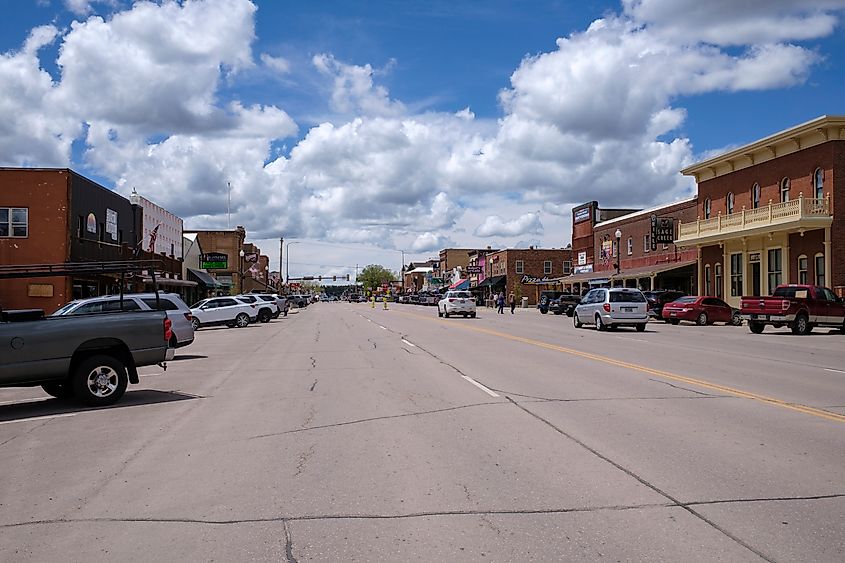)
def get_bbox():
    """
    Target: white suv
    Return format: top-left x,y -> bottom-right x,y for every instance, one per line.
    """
190,296 -> 257,329
438,291 -> 477,318
234,294 -> 278,323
